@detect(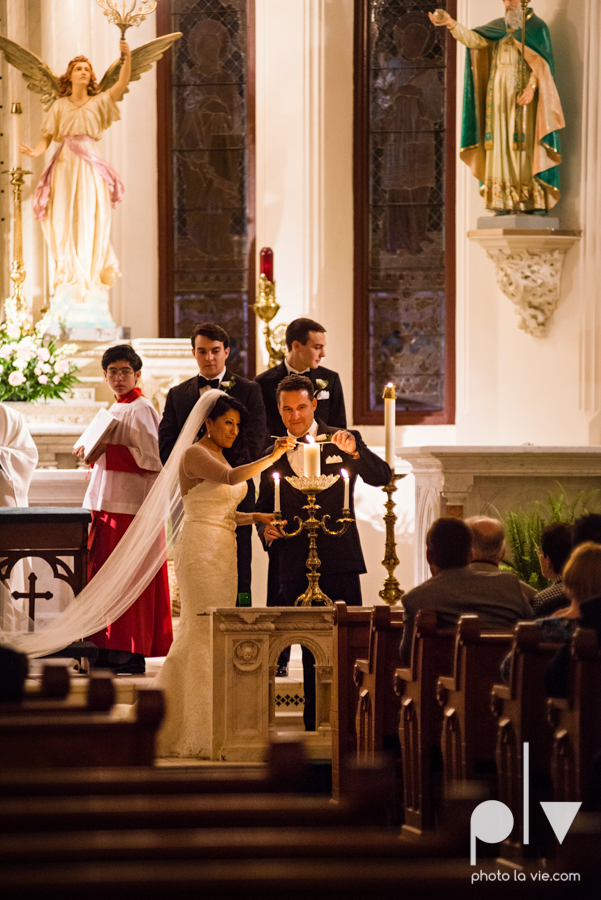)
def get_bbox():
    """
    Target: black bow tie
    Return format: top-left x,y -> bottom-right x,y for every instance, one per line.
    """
198,376 -> 220,389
